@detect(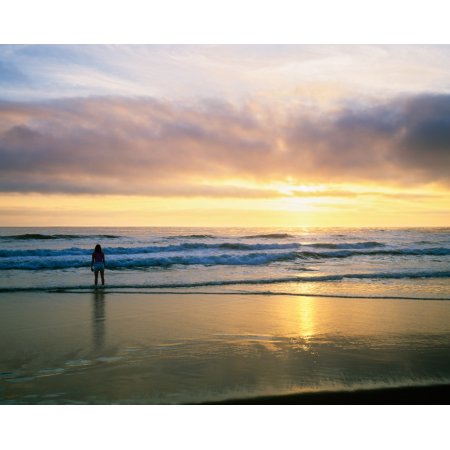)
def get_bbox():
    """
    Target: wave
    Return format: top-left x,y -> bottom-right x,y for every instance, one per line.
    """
1,270 -> 449,293
181,270 -> 450,284
0,233 -> 121,241
303,247 -> 450,258
165,233 -> 301,240
2,240 -> 438,260
164,234 -> 216,239
52,291 -> 450,301
1,246 -> 449,269
309,241 -> 385,249
0,242 -> 302,258
0,240 -> 395,259
0,247 -> 90,258
243,233 -> 294,239
0,251 -> 300,270
0,241 -> 388,258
